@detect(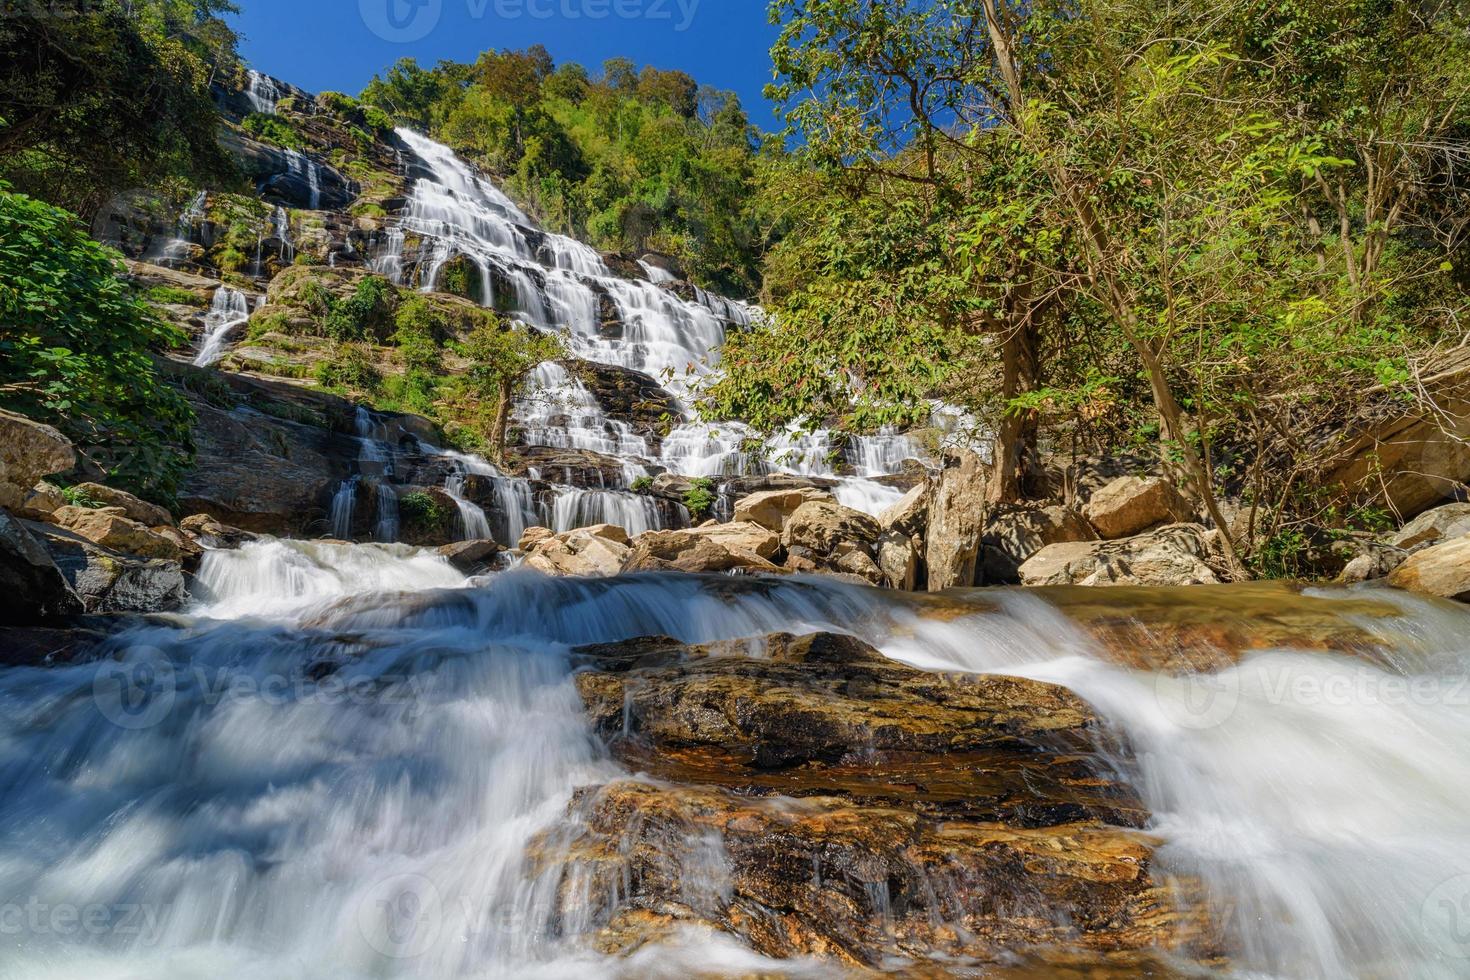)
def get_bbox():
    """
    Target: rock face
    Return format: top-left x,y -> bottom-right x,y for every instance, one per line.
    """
926,448 -> 988,591
50,506 -> 187,562
31,522 -> 187,614
984,503 -> 1098,584
0,511 -> 83,624
621,524 -> 780,575
0,410 -> 75,511
69,483 -> 173,528
878,482 -> 928,537
732,487 -> 833,533
1019,524 -> 1224,588
1387,534 -> 1470,601
436,539 -> 504,574
1083,476 -> 1192,539
546,631 -> 1216,970
525,525 -> 632,577
1390,503 -> 1470,551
